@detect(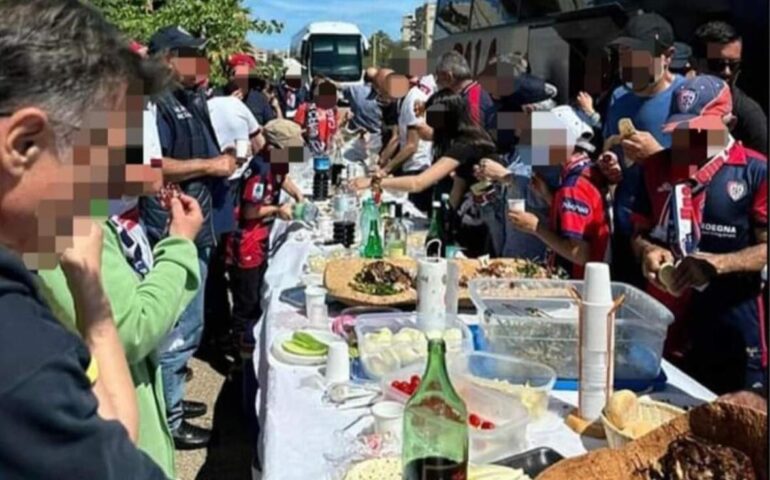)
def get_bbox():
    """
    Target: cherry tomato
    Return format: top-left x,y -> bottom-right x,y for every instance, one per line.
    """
468,413 -> 481,427
480,421 -> 495,430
